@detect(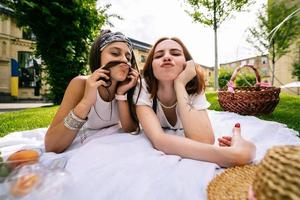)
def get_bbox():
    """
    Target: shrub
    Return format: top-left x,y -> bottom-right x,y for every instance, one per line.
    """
218,68 -> 233,89
218,68 -> 257,88
236,73 -> 257,87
